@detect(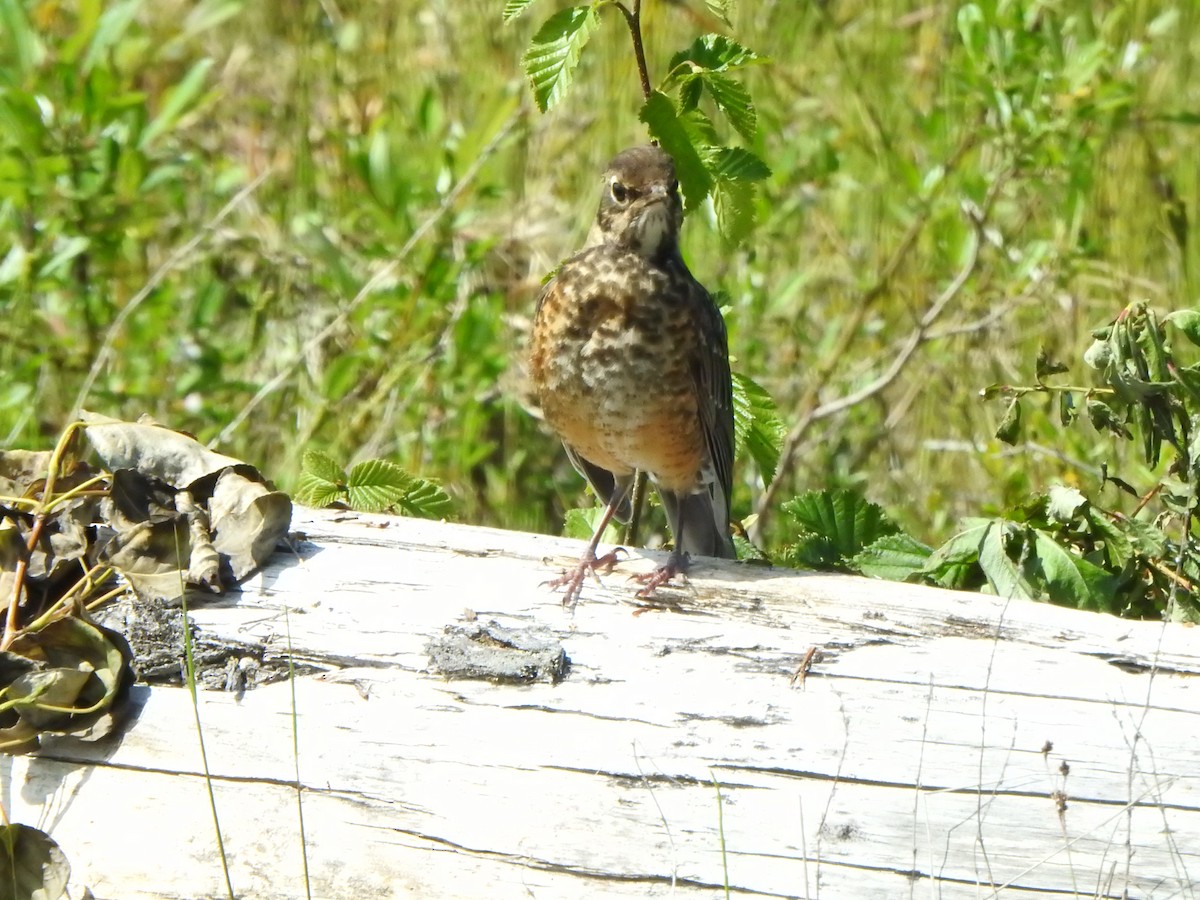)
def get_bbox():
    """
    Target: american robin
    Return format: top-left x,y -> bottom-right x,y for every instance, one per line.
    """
529,144 -> 736,607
